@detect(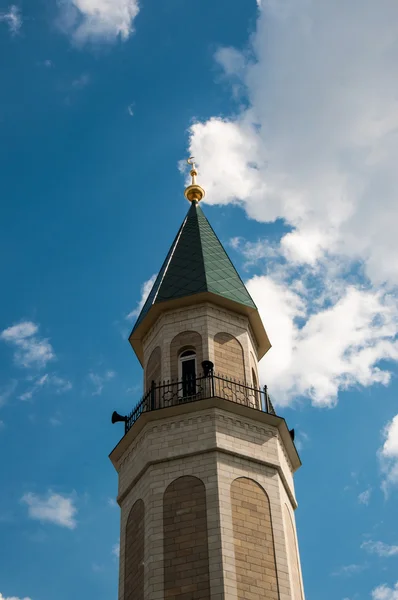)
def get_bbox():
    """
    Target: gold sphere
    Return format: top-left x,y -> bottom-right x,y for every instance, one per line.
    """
184,184 -> 206,203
